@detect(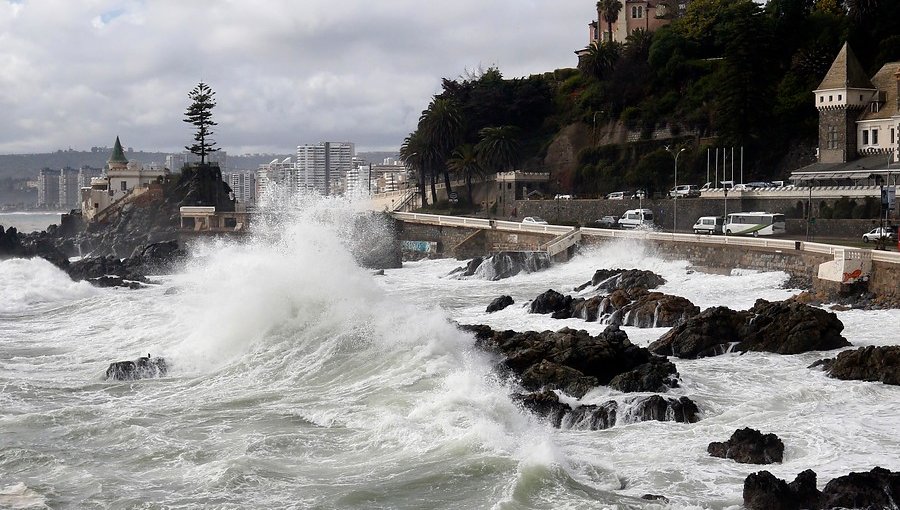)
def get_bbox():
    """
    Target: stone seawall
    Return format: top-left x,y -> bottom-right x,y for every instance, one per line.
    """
397,221 -> 555,259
